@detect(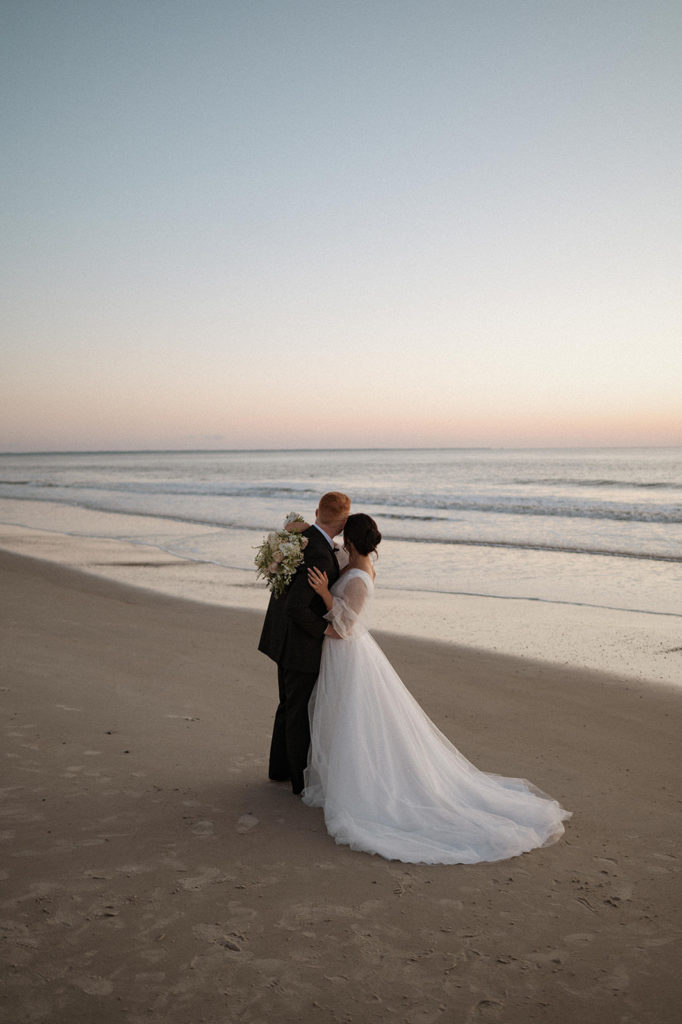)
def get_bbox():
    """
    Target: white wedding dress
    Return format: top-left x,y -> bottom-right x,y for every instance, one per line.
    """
302,569 -> 571,864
